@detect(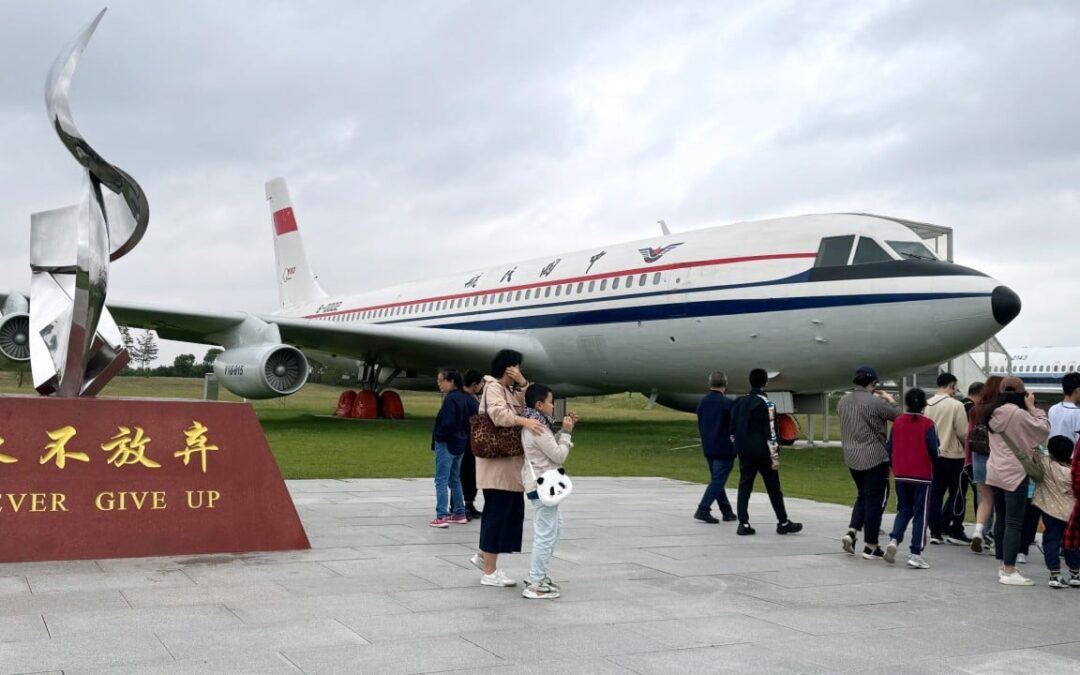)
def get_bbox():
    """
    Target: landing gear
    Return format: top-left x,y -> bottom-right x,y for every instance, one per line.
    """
333,363 -> 406,419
